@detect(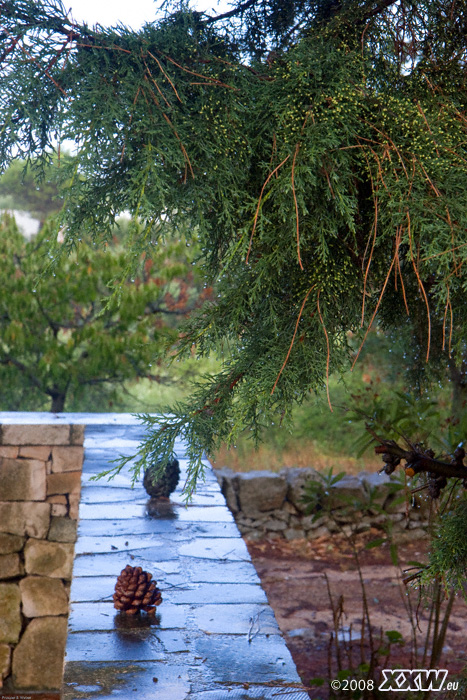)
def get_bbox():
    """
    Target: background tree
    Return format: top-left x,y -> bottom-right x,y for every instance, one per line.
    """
0,212 -> 203,412
1,0 -> 467,495
0,158 -> 63,223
